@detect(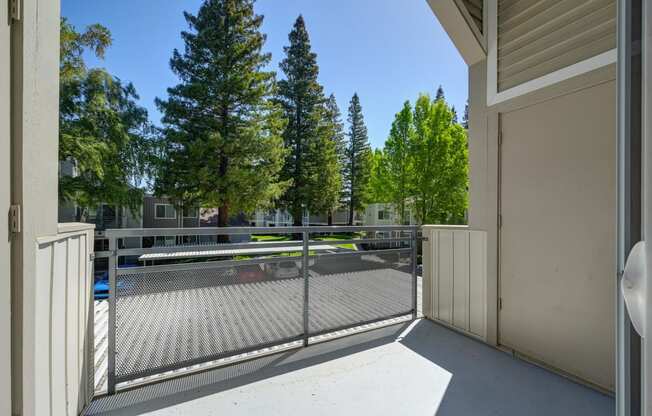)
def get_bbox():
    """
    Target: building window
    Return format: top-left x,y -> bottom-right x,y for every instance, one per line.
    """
378,210 -> 388,220
155,236 -> 177,246
183,206 -> 198,218
155,203 -> 176,219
